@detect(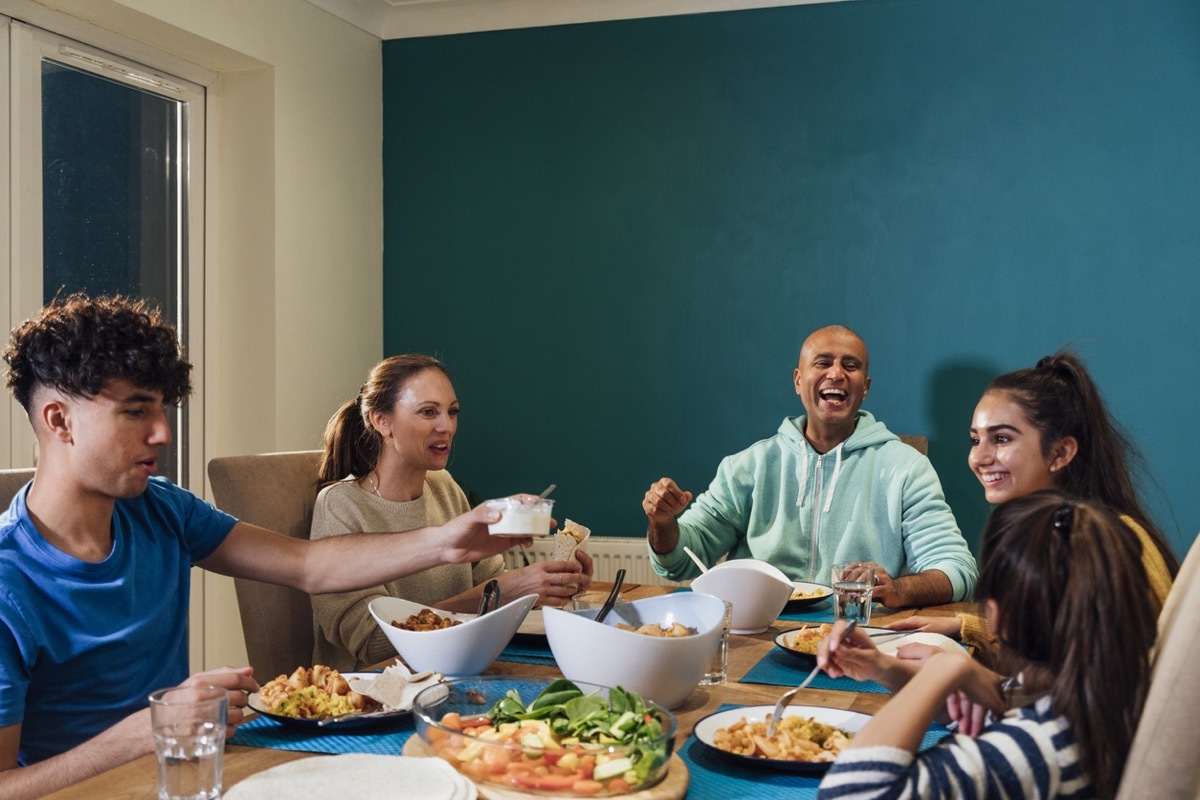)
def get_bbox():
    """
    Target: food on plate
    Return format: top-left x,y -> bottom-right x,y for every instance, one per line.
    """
781,623 -> 832,655
553,519 -> 592,562
392,607 -> 463,631
426,679 -> 670,795
615,621 -> 696,638
790,586 -> 826,601
259,665 -> 378,718
712,714 -> 851,762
